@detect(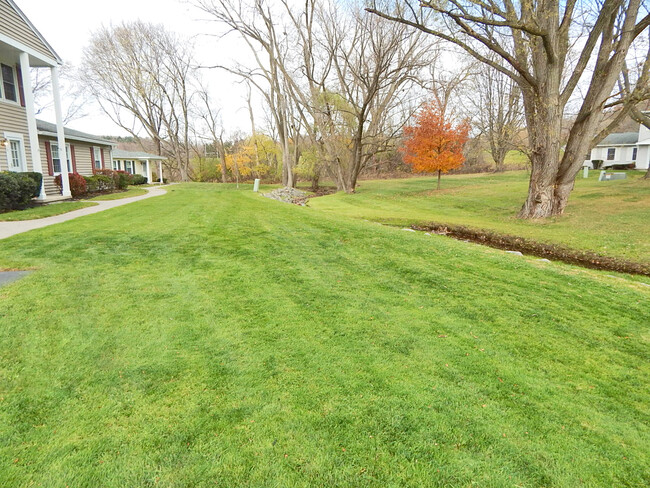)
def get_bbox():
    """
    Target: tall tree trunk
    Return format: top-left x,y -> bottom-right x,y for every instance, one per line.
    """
437,169 -> 441,190
644,166 -> 650,179
217,139 -> 228,183
492,144 -> 507,172
518,79 -> 563,219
